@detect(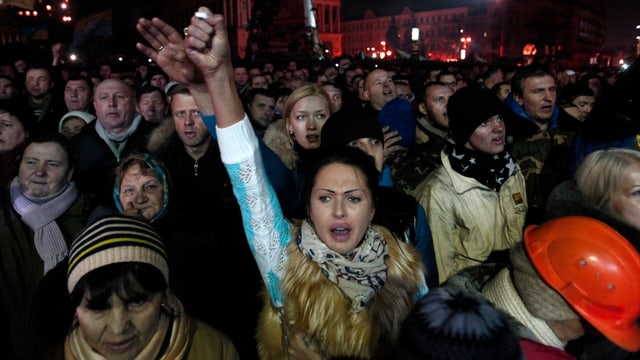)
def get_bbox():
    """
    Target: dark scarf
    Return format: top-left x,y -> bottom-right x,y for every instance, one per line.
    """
444,140 -> 517,191
294,141 -> 323,173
